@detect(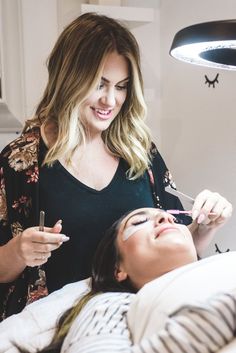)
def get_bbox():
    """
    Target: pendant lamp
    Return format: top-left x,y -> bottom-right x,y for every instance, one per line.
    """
169,19 -> 236,70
